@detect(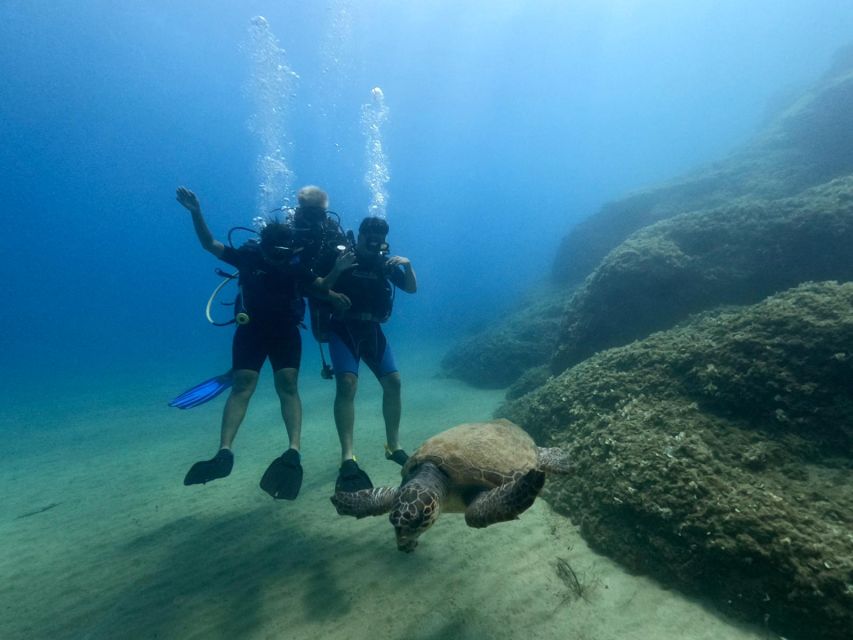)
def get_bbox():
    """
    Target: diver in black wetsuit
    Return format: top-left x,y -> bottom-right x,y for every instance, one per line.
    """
322,216 -> 417,492
175,186 -> 350,499
286,185 -> 348,365
287,185 -> 347,278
